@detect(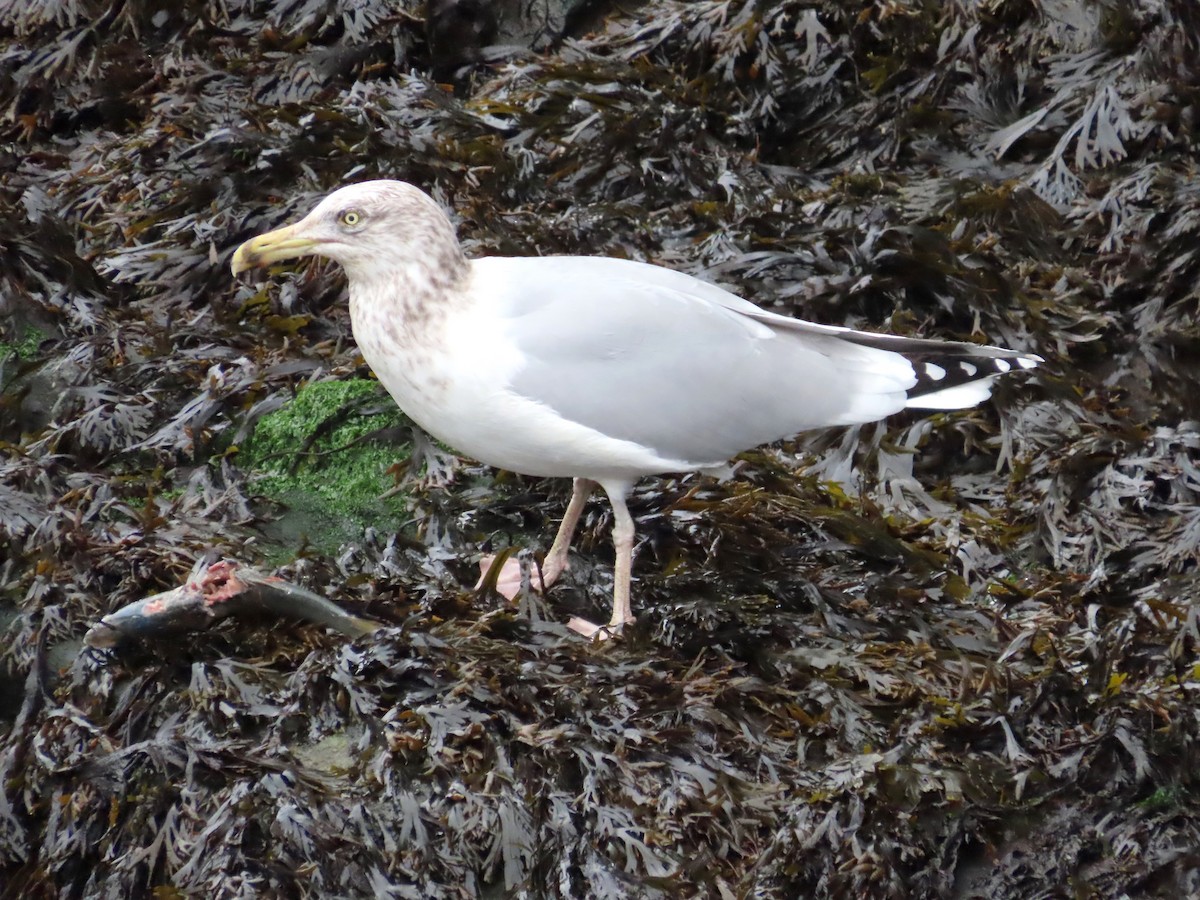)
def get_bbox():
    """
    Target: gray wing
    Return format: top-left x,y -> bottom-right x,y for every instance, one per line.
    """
483,256 -> 915,466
